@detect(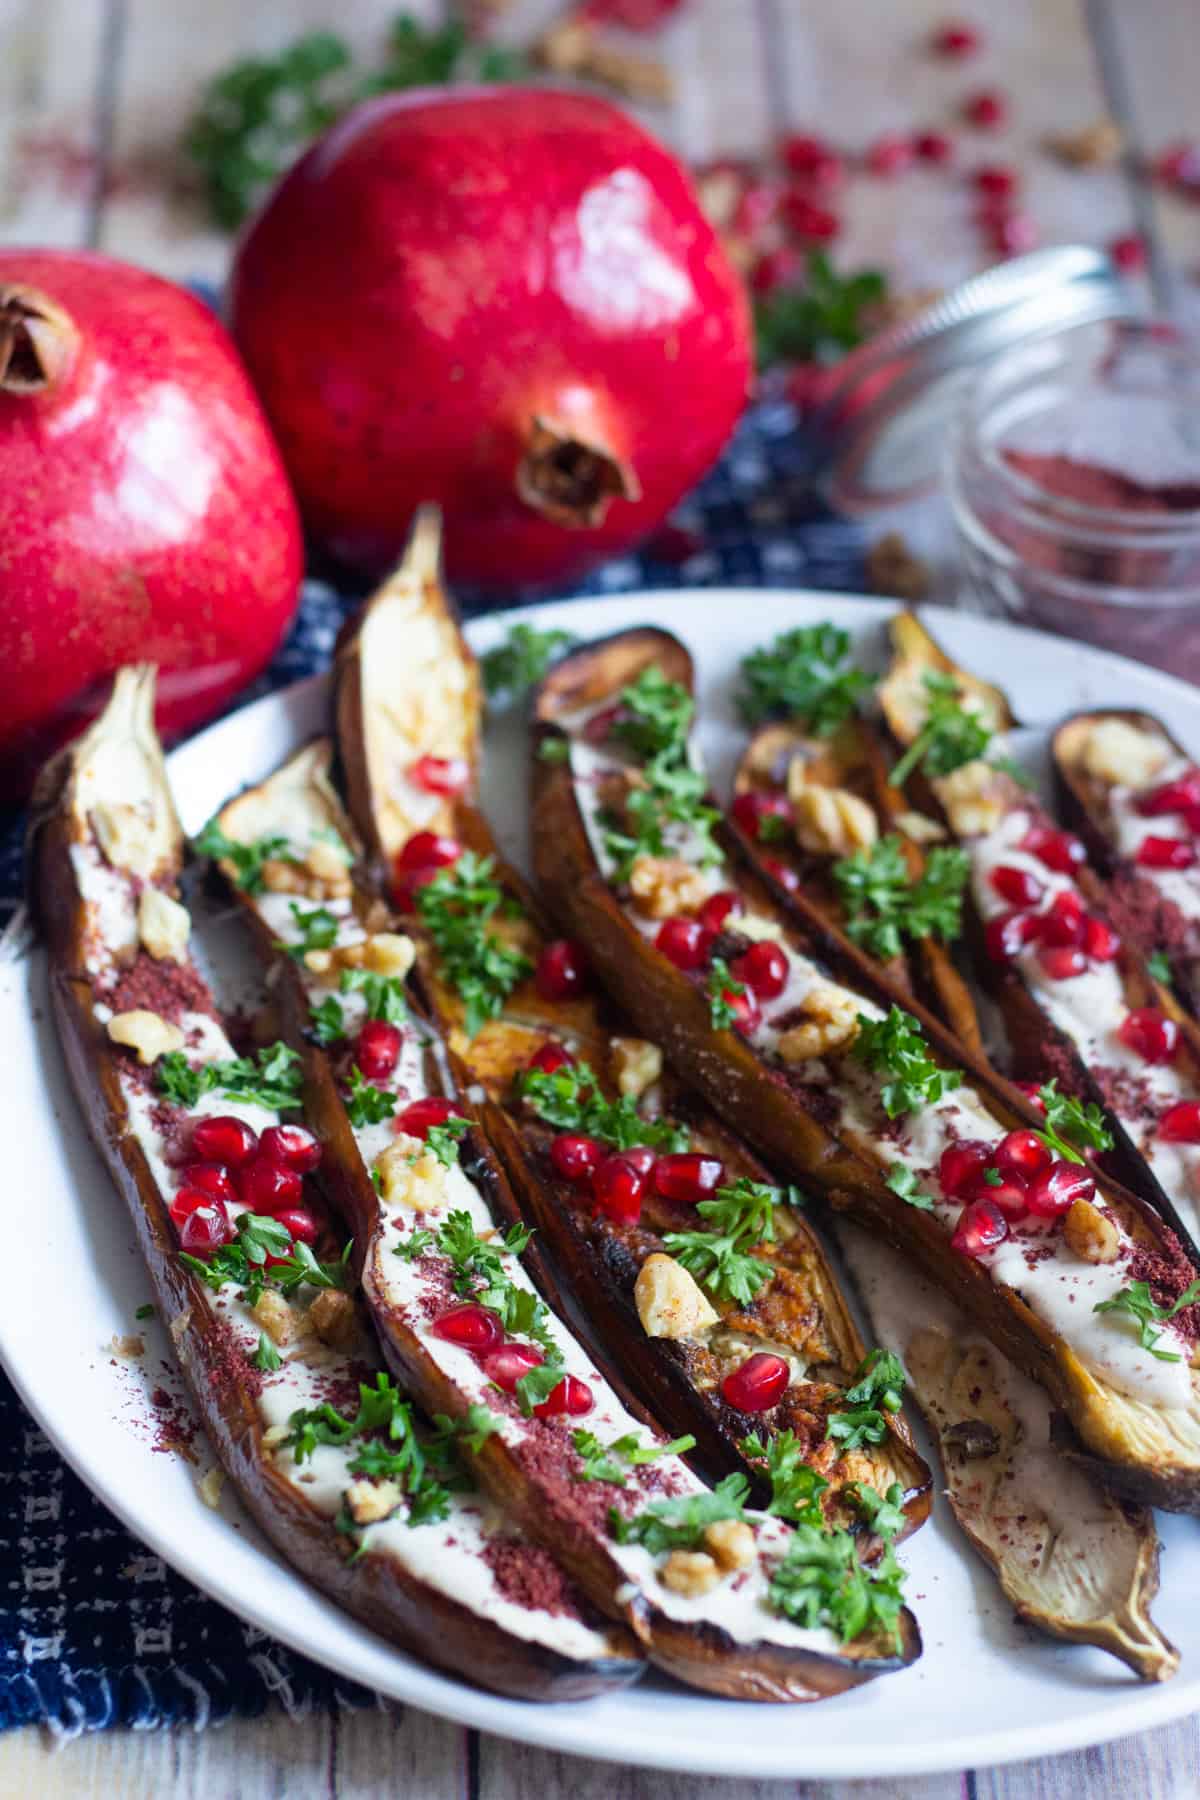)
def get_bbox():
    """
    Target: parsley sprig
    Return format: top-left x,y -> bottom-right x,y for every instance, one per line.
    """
482,624 -> 574,704
885,1164 -> 936,1211
706,957 -> 746,1031
739,623 -> 874,734
767,1518 -> 907,1648
826,1349 -> 906,1452
193,820 -> 292,893
308,968 -> 409,1047
609,1472 -> 749,1554
663,1178 -> 780,1307
741,1430 -> 828,1528
851,1006 -> 961,1117
890,673 -> 994,787
181,1213 -> 350,1308
416,853 -> 532,1038
1093,1278 -> 1200,1363
434,1212 -> 564,1413
344,1067 -> 397,1128
520,1060 -> 688,1154
1148,951 -> 1173,984
157,1042 -> 303,1113
572,1429 -> 696,1486
598,667 -> 722,883
754,252 -> 887,371
1033,1080 -> 1113,1166
278,903 -> 340,961
833,837 -> 969,960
